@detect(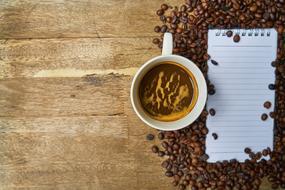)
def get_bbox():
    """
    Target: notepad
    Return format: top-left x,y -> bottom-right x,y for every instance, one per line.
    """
206,29 -> 277,162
